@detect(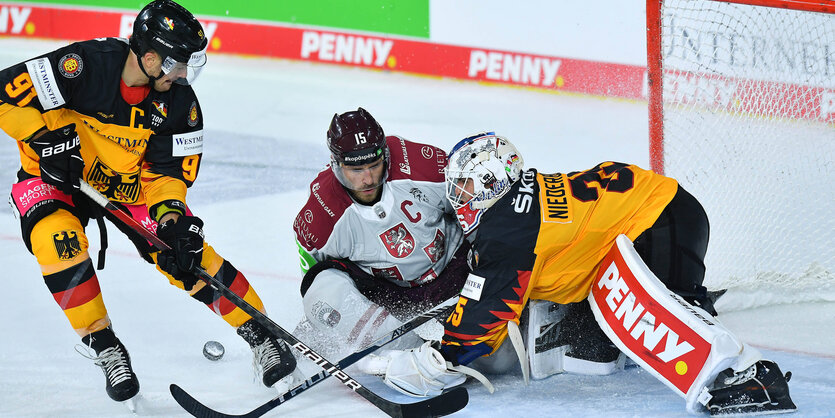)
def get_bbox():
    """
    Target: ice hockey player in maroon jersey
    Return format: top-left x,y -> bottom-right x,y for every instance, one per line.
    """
0,0 -> 295,406
291,108 -> 471,362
